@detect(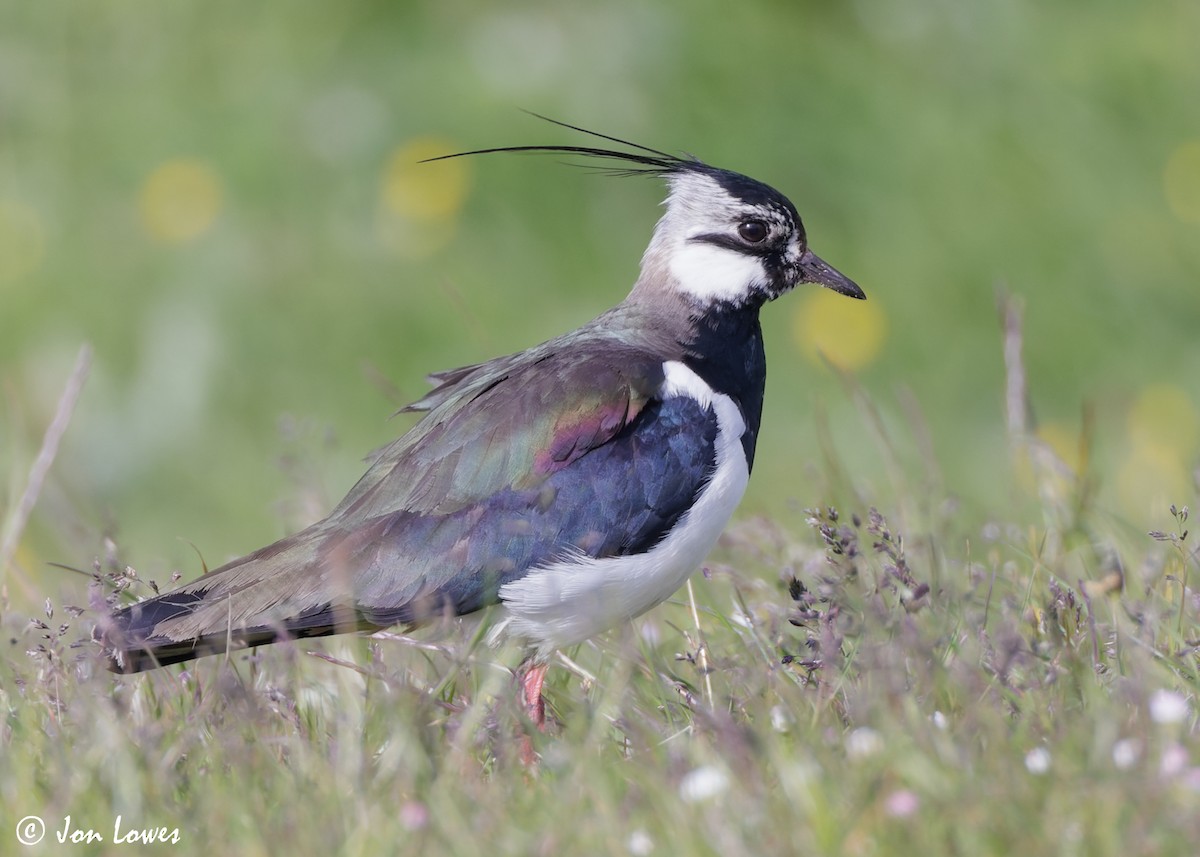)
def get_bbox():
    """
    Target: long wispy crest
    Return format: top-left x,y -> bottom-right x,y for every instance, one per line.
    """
420,112 -> 699,177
